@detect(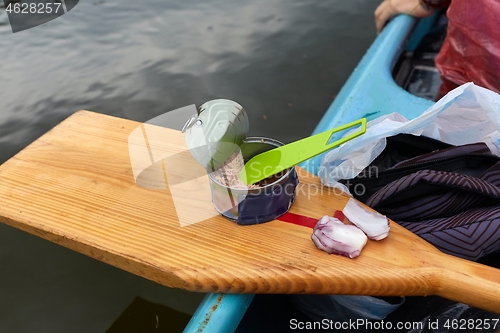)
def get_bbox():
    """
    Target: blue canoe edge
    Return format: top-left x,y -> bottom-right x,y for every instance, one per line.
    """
183,13 -> 437,333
